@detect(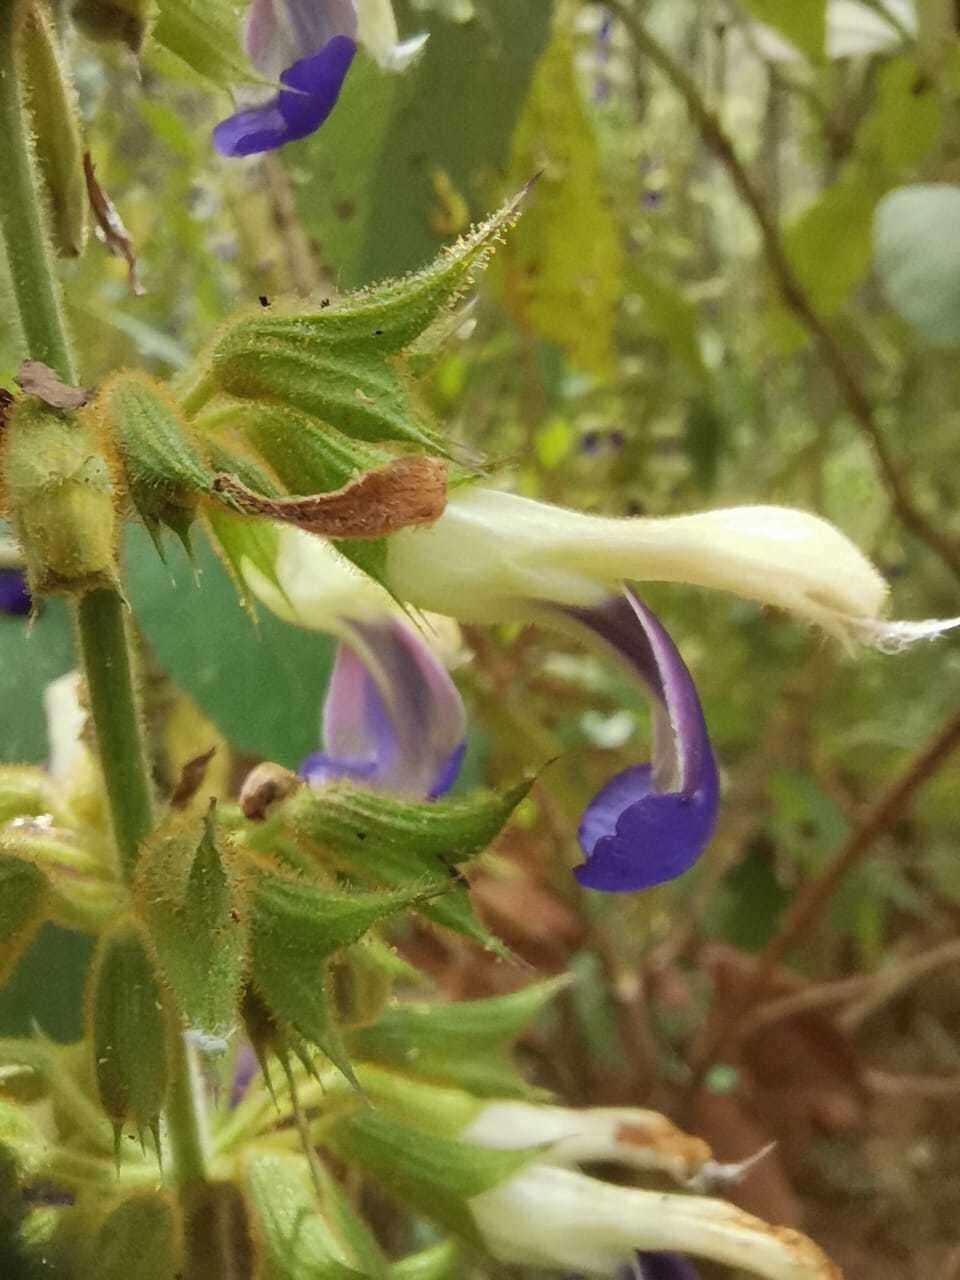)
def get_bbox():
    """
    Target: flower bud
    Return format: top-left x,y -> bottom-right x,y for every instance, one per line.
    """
71,0 -> 157,53
87,919 -> 170,1145
95,373 -> 212,549
134,807 -> 246,1048
2,399 -> 117,599
19,5 -> 87,257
